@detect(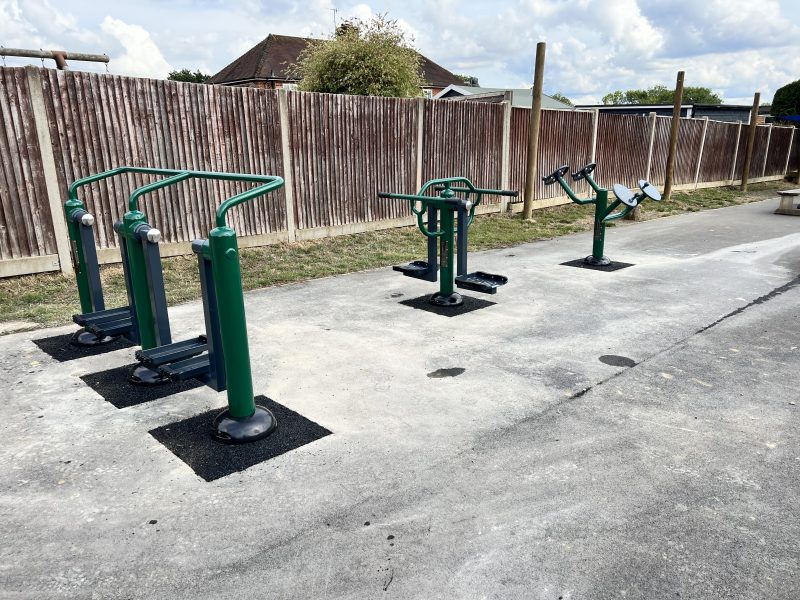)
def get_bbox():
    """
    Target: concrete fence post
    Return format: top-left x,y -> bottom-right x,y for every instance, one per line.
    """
694,116 -> 709,188
277,89 -> 297,242
644,112 -> 657,182
25,66 -> 74,275
590,108 -> 599,164
783,127 -> 795,175
500,99 -> 512,212
730,120 -> 743,183
416,97 -> 425,192
761,123 -> 773,178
